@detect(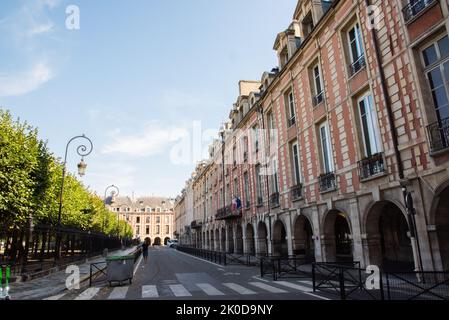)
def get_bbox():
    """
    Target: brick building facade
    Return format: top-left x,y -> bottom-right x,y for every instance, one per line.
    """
174,0 -> 449,272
